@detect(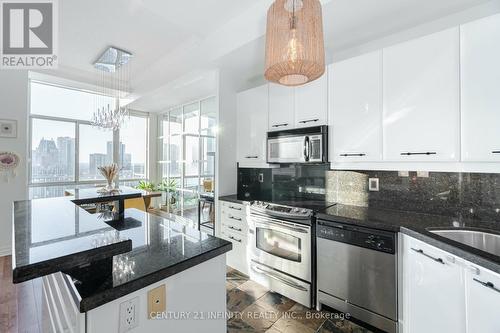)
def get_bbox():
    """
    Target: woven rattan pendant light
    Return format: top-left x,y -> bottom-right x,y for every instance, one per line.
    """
265,0 -> 325,86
